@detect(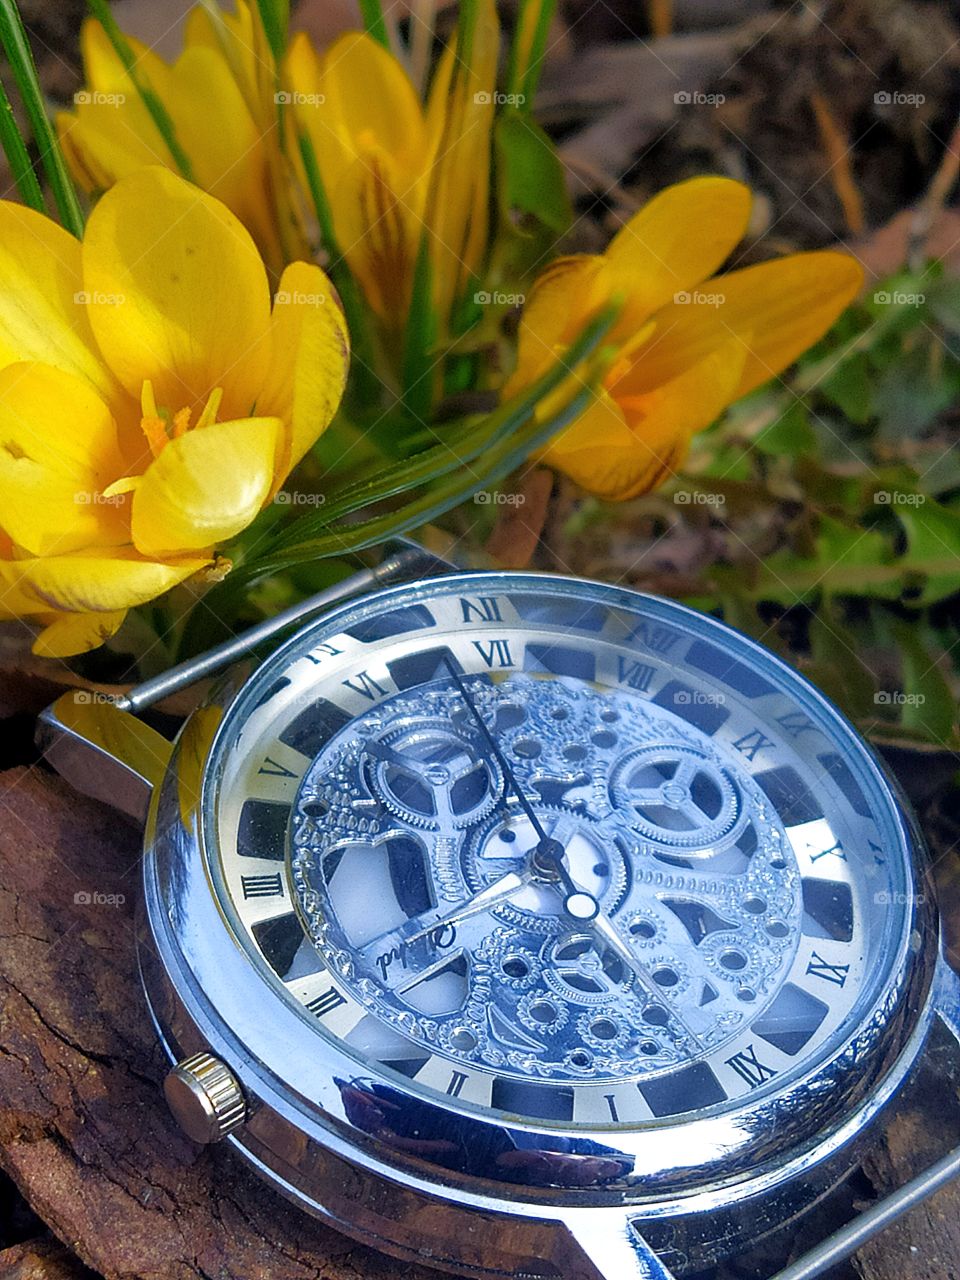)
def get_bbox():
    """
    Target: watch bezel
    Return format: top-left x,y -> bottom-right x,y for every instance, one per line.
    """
140,570 -> 940,1212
